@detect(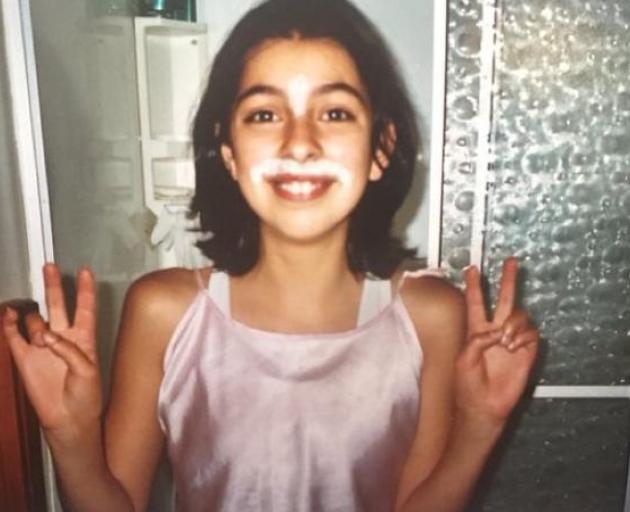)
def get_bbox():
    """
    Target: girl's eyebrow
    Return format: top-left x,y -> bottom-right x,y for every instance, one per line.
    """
235,84 -> 282,106
234,81 -> 368,109
316,82 -> 368,107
